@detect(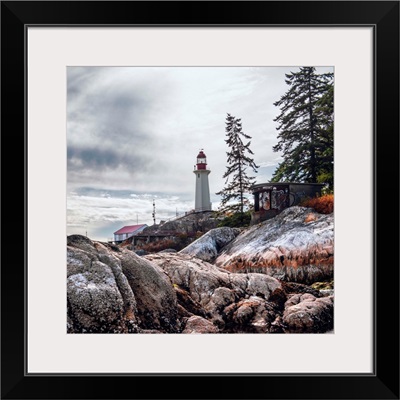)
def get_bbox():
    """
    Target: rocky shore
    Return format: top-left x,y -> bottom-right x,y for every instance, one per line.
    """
67,206 -> 334,334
